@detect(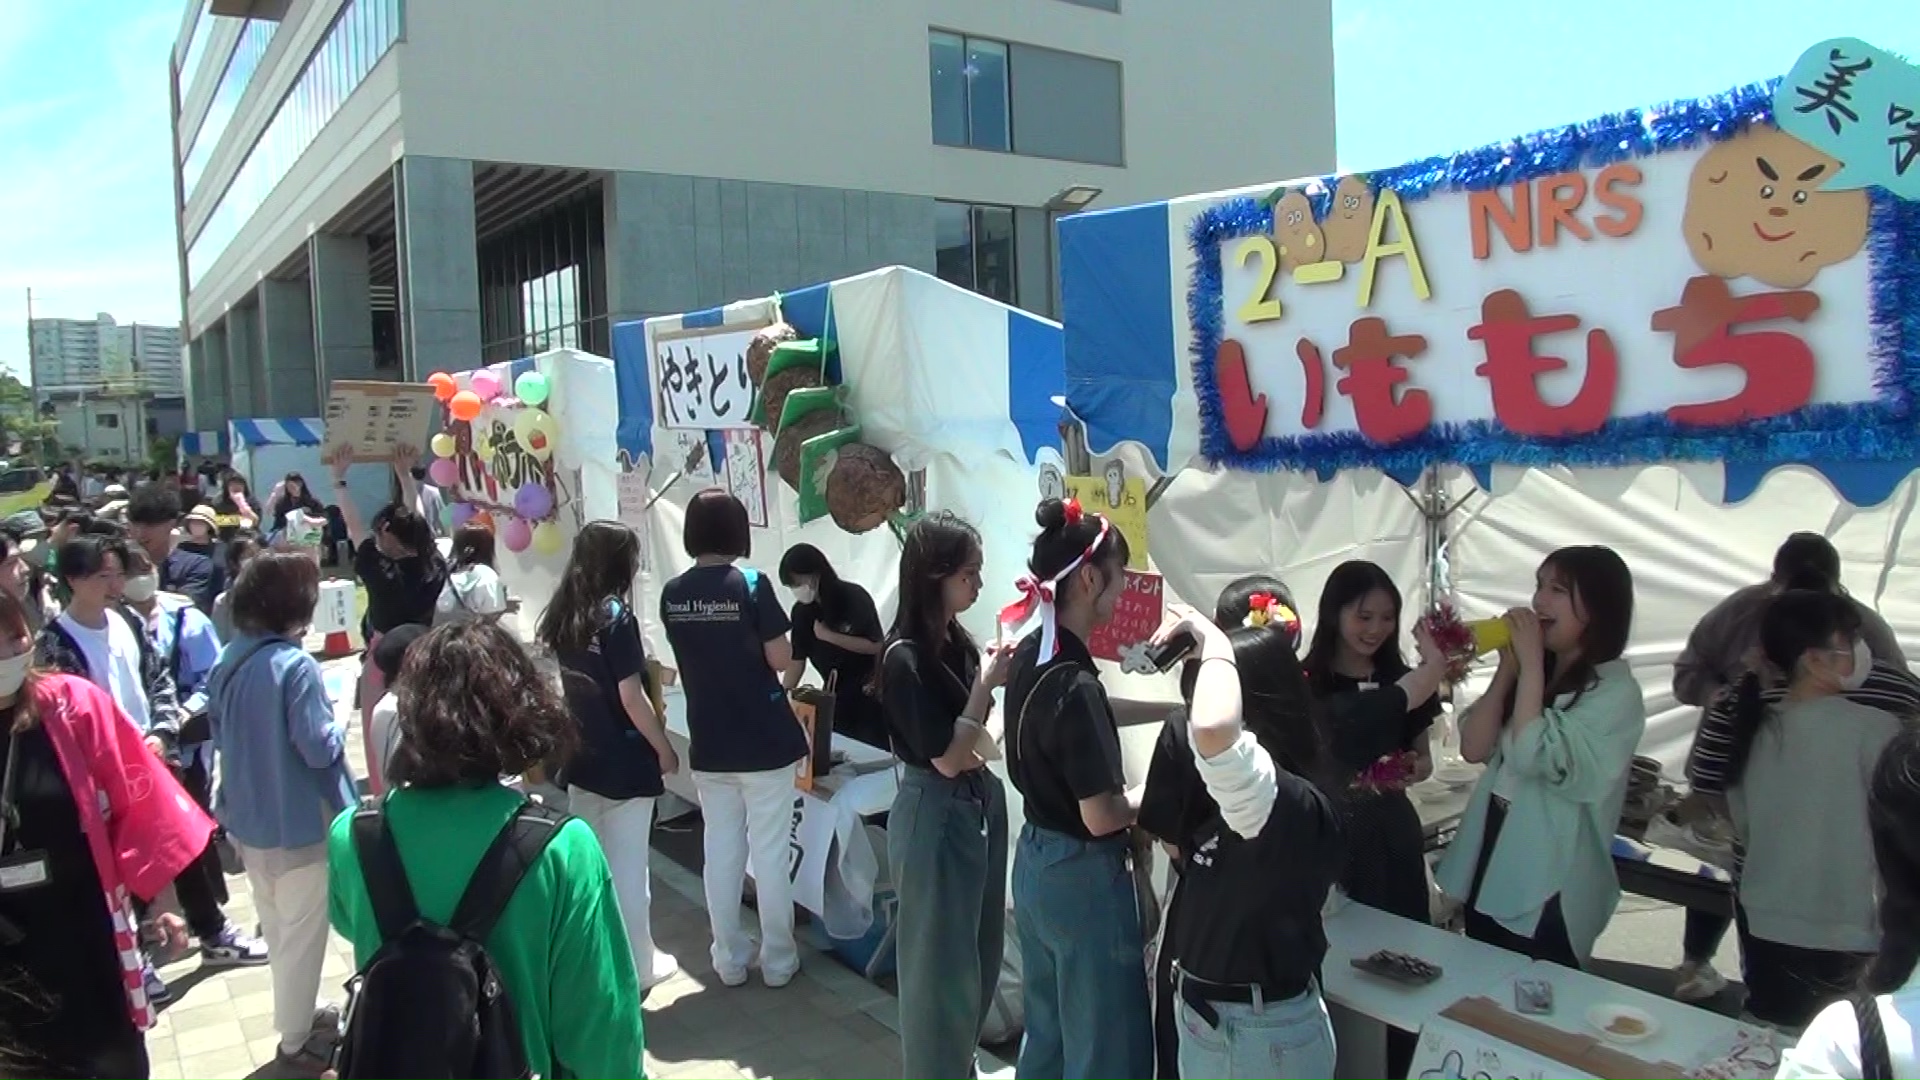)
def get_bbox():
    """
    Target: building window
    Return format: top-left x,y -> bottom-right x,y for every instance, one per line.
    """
96,414 -> 120,430
479,187 -> 607,365
935,202 -> 1017,305
929,32 -> 1010,152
